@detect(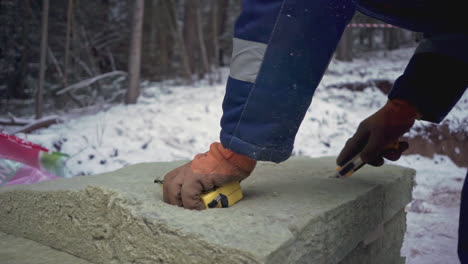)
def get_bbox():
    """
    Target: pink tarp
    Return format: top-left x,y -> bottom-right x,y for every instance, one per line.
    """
0,133 -> 66,186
